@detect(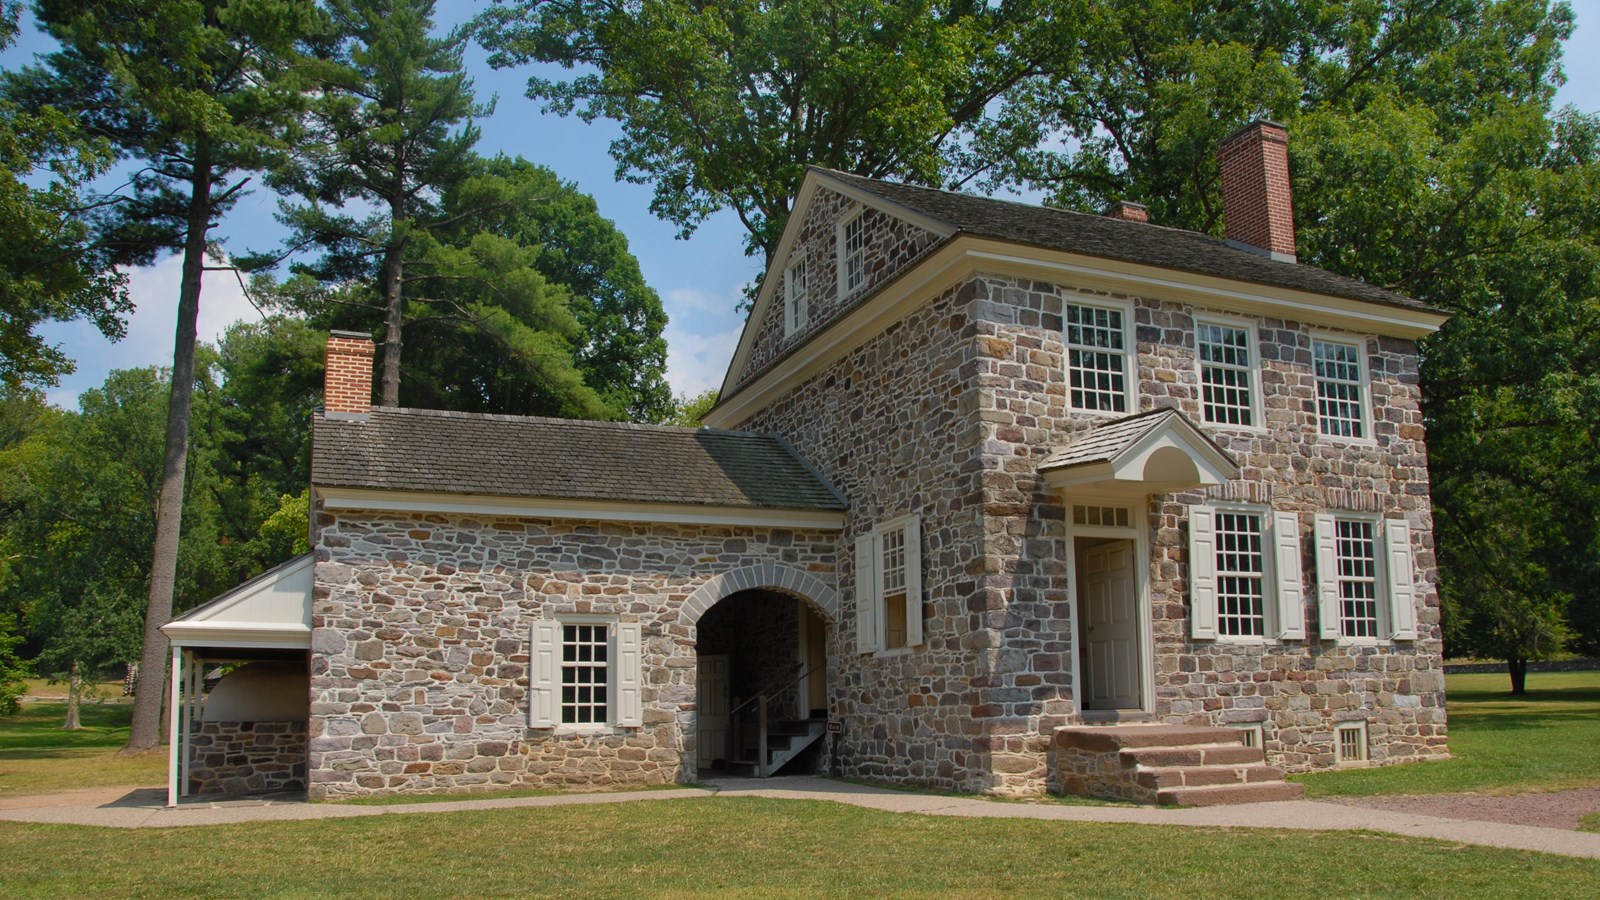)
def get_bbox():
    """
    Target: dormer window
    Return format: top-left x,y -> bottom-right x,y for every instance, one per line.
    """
837,207 -> 866,297
784,259 -> 808,336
